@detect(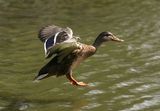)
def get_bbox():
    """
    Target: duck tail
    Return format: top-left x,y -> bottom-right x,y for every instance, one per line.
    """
34,73 -> 49,81
33,66 -> 50,81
